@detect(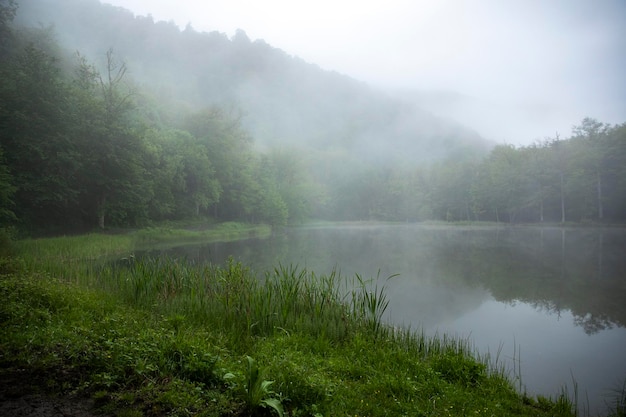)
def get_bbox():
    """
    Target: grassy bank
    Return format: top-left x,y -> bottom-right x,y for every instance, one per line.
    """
0,230 -> 596,416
